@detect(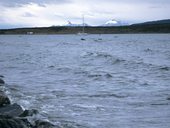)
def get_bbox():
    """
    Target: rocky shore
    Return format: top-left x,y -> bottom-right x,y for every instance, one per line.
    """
0,77 -> 55,128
